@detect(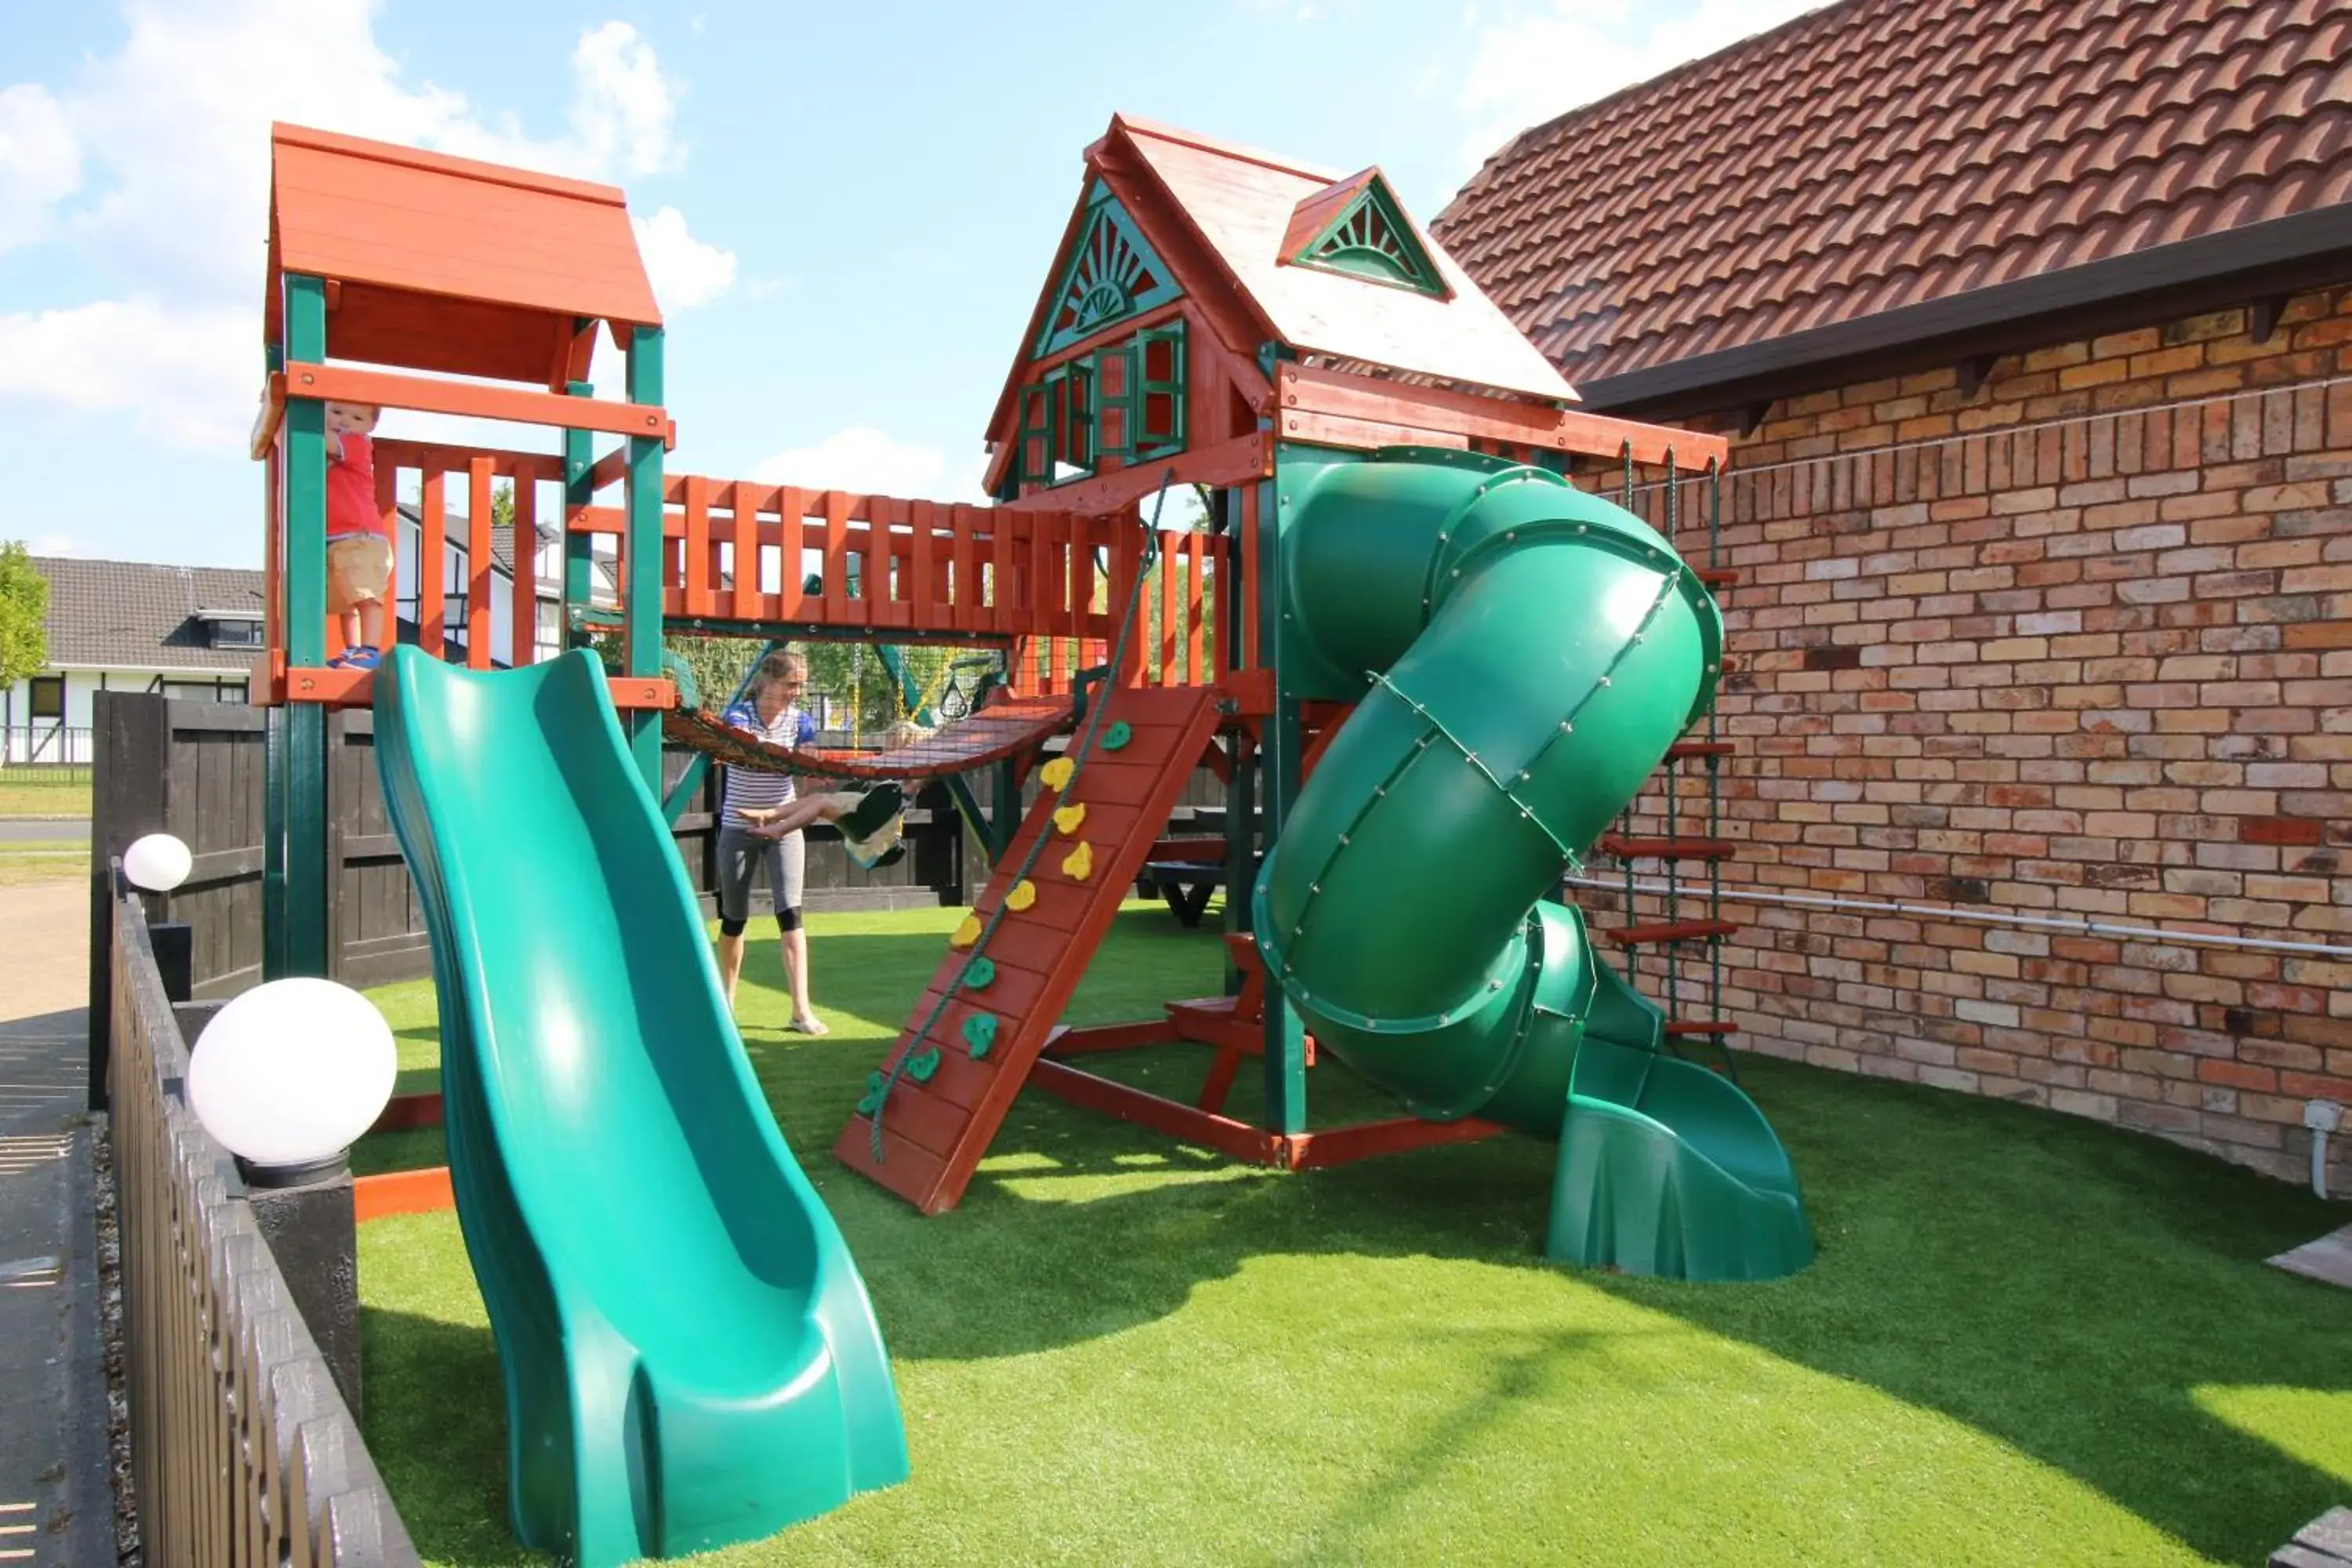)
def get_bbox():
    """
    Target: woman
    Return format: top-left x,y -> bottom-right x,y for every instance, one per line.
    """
713,650 -> 837,1033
